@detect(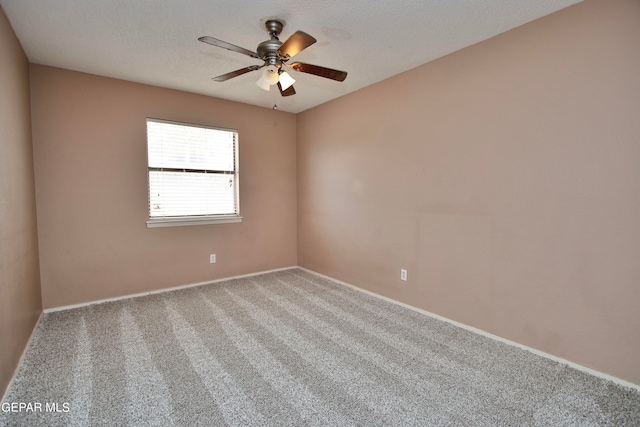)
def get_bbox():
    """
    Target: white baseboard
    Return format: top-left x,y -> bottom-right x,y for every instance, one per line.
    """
43,266 -> 298,313
1,312 -> 43,403
298,267 -> 640,392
